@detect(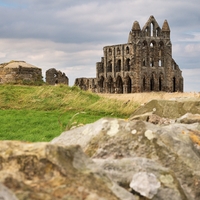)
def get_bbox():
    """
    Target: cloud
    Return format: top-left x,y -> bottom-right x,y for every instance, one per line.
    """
0,38 -> 103,85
